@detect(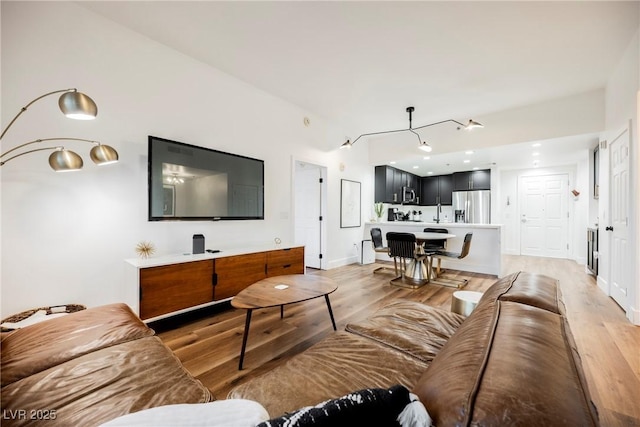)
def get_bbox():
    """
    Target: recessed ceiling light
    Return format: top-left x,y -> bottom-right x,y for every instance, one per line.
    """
389,161 -> 396,164
413,165 -> 419,169
532,143 -> 541,147
532,152 -> 539,156
473,167 -> 479,170
465,150 -> 474,155
427,171 -> 433,175
423,156 -> 431,160
463,159 -> 471,163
